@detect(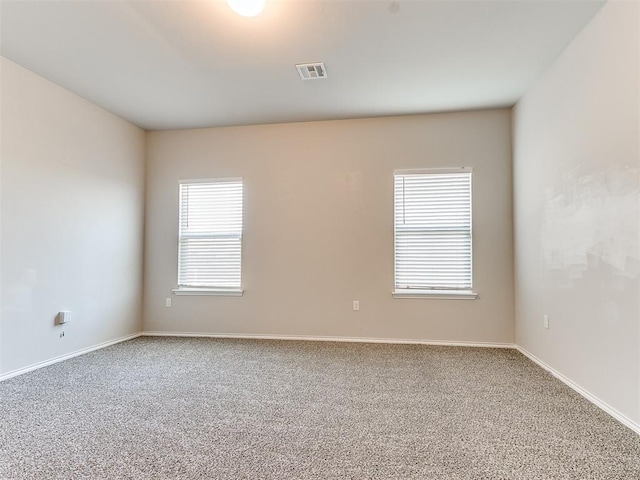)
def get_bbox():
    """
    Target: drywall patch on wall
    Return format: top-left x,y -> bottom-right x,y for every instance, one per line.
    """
514,0 -> 640,428
541,164 -> 639,285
